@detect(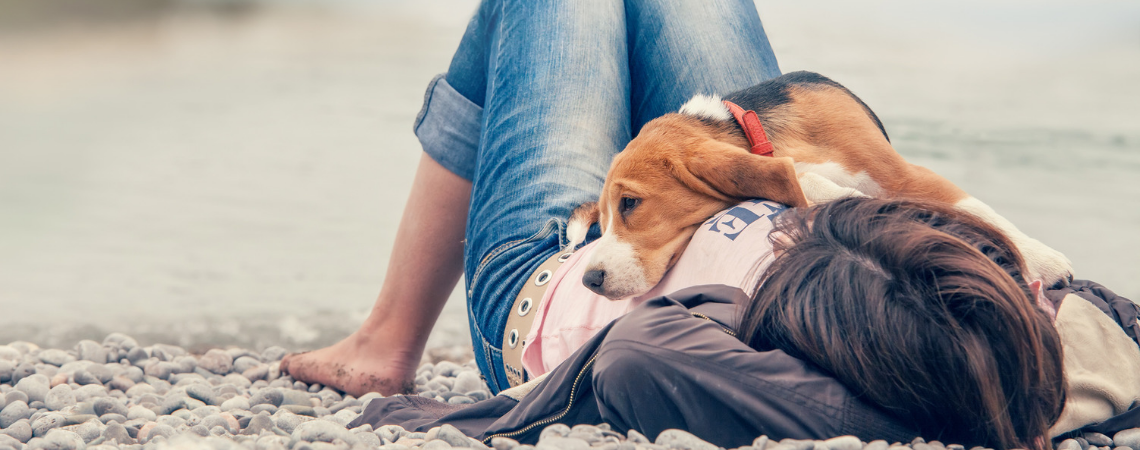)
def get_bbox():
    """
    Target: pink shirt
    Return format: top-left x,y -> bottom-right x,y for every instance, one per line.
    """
521,200 -> 787,377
